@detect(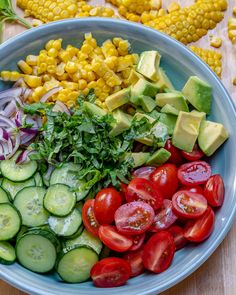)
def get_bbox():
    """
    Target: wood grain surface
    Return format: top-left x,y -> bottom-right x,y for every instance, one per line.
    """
1,0 -> 236,294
